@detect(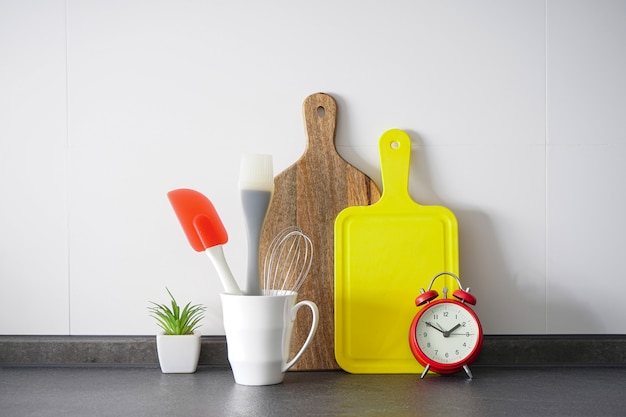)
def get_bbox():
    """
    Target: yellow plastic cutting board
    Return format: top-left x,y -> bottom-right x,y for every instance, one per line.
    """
334,129 -> 459,374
